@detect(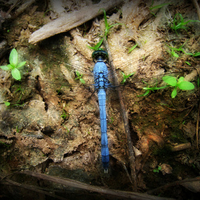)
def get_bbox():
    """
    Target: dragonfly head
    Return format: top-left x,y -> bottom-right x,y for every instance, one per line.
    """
92,50 -> 108,62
